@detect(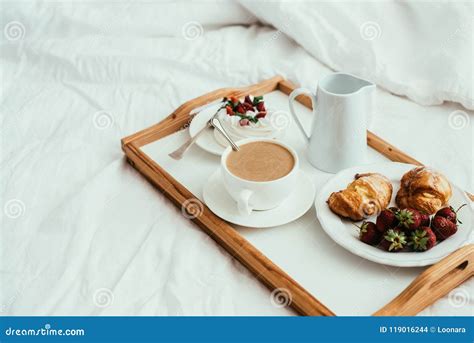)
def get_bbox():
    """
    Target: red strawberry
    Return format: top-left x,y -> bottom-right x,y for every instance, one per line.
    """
354,221 -> 382,245
255,111 -> 267,119
396,208 -> 421,230
436,204 -> 466,225
229,96 -> 238,104
235,104 -> 245,114
244,95 -> 252,104
239,118 -> 250,126
225,105 -> 234,116
376,208 -> 398,232
420,213 -> 430,227
379,229 -> 407,252
256,102 -> 266,112
242,102 -> 253,112
409,227 -> 436,251
431,215 -> 457,240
